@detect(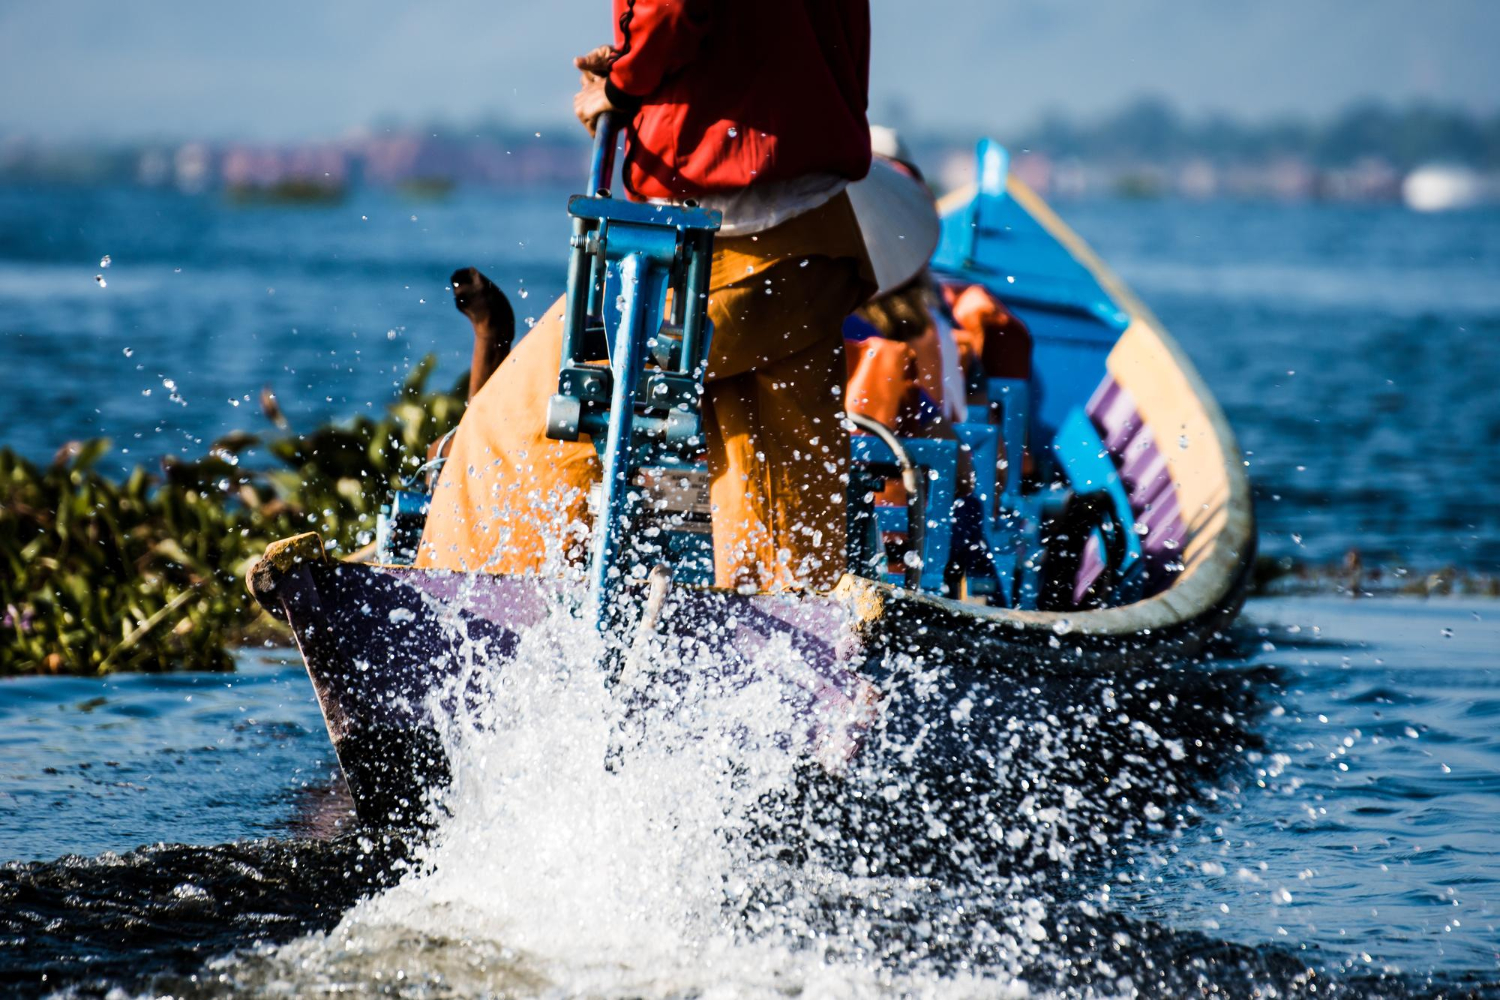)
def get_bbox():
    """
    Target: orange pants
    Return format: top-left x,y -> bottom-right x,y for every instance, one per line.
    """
416,192 -> 873,591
